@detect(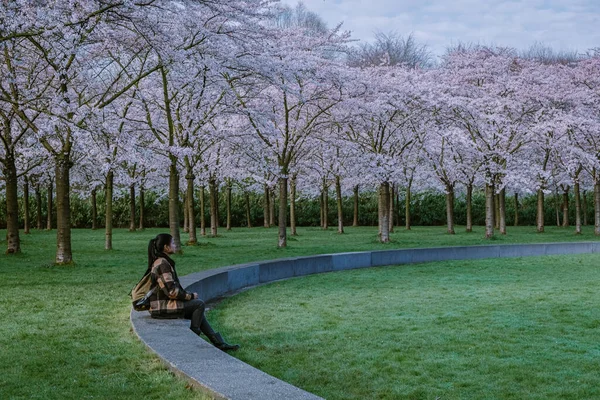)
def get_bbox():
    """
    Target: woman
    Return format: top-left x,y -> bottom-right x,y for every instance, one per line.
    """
147,233 -> 239,351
